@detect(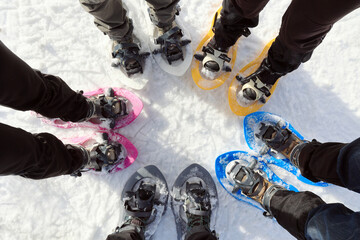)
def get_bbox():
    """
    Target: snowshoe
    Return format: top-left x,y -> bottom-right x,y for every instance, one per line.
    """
225,158 -> 286,217
71,132 -> 126,176
153,21 -> 191,65
119,165 -> 169,239
235,58 -> 283,106
171,164 -> 218,240
256,121 -> 308,167
87,88 -> 130,129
